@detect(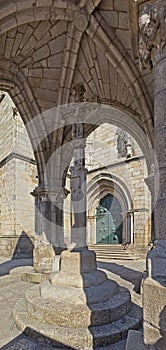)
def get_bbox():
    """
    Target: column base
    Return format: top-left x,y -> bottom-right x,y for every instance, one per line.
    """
143,277 -> 166,349
147,239 -> 166,285
13,249 -> 141,349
